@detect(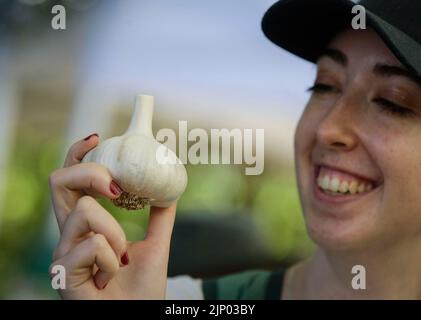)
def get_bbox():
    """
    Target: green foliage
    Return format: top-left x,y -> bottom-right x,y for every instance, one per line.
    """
97,198 -> 149,243
0,137 -> 61,297
252,173 -> 315,260
177,165 -> 247,213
